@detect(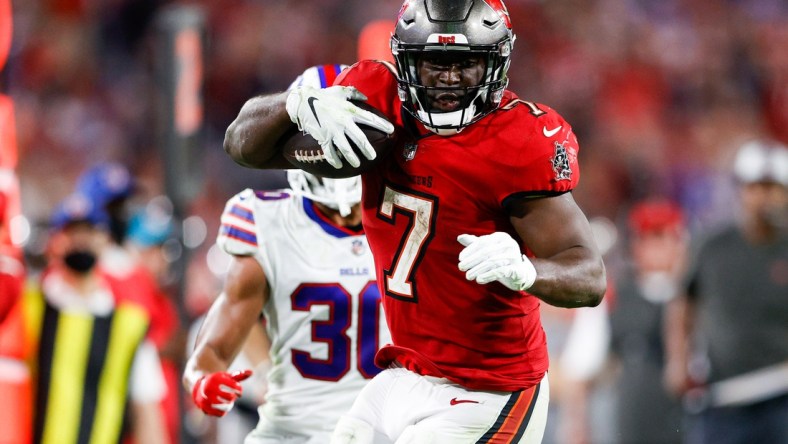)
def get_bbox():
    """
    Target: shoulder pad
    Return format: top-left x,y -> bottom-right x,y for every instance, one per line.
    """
217,189 -> 259,256
336,60 -> 401,119
494,98 -> 581,199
